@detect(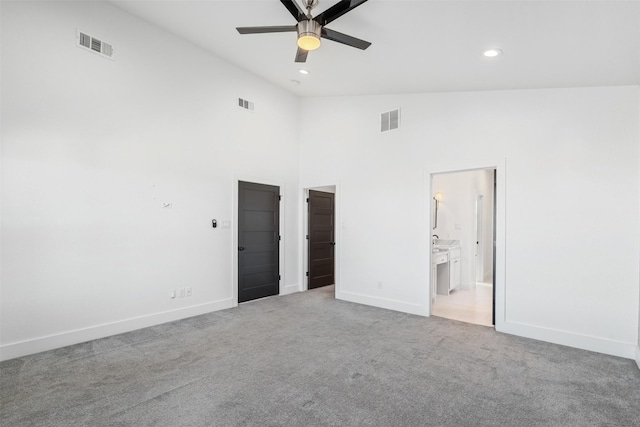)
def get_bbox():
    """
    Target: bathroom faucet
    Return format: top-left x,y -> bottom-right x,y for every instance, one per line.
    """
432,234 -> 439,245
